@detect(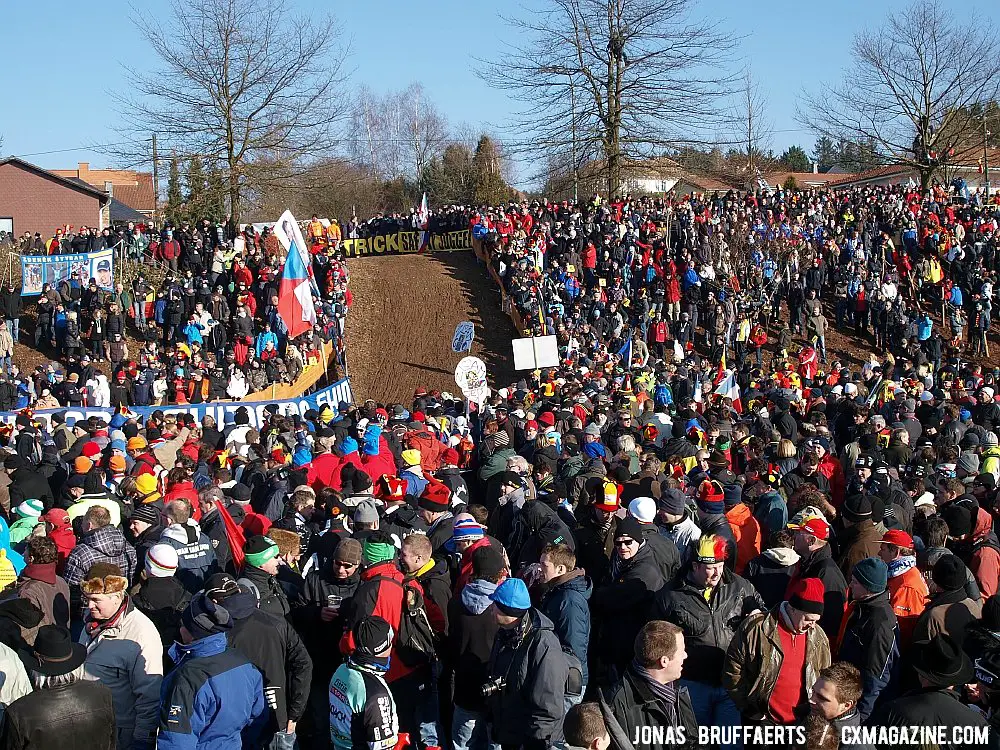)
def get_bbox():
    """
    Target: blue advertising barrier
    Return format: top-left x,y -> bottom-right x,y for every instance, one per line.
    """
0,377 -> 354,430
